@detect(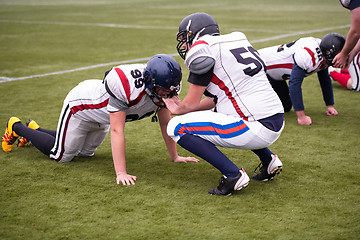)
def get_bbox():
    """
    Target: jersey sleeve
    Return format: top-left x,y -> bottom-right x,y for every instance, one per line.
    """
107,95 -> 129,112
317,69 -> 335,106
104,67 -> 131,112
187,67 -> 214,86
288,64 -> 306,111
104,68 -> 130,104
185,39 -> 215,75
293,47 -> 316,72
